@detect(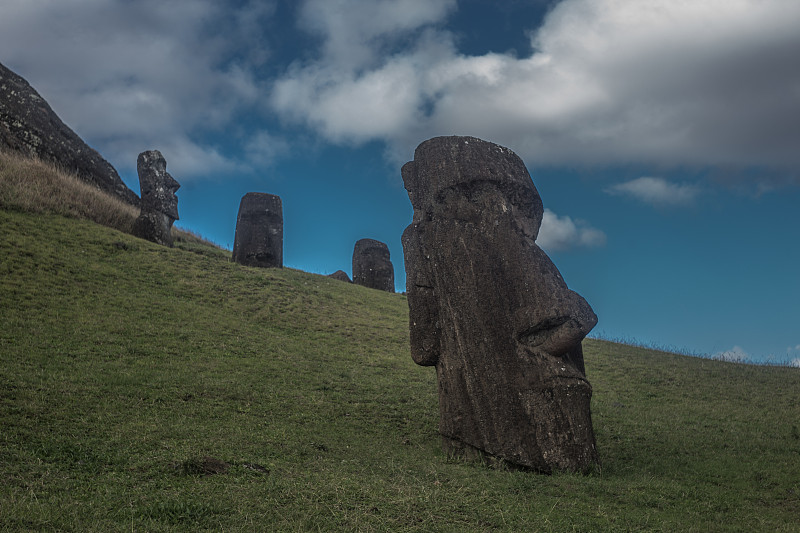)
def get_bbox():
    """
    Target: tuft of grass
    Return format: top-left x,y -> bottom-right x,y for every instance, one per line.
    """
0,149 -> 221,250
2,207 -> 799,531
